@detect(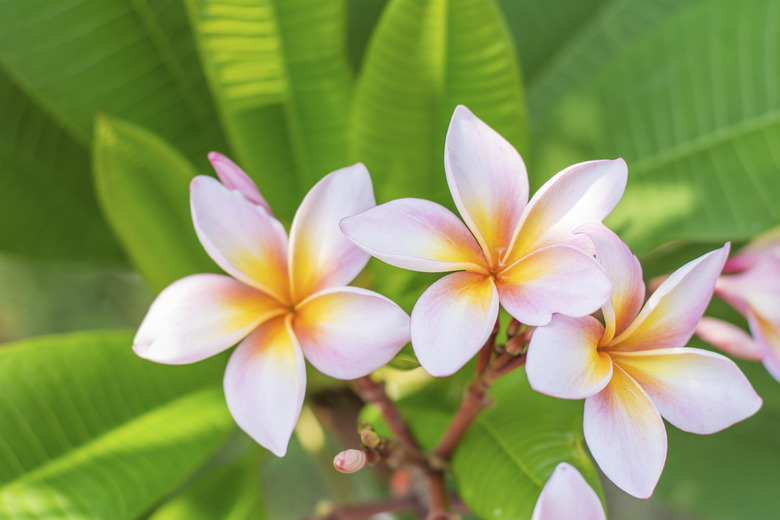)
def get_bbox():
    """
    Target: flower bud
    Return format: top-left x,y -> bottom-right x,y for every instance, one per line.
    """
333,449 -> 368,474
